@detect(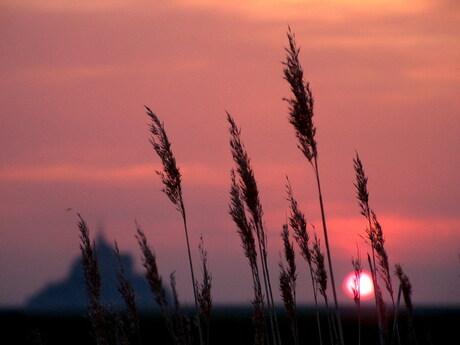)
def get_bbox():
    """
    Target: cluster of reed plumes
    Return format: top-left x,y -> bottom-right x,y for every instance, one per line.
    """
77,29 -> 417,345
